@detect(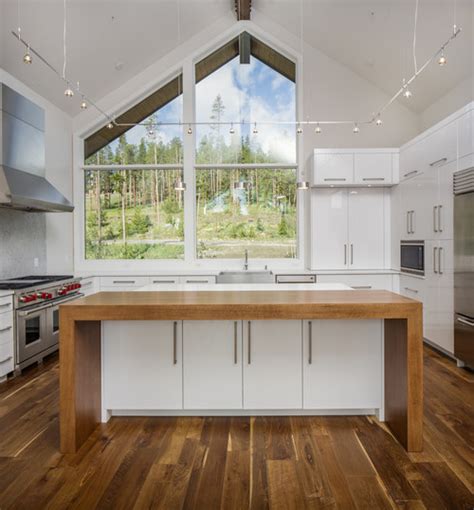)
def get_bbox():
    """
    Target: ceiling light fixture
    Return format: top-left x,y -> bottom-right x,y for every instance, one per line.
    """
106,122 -> 114,129
315,123 -> 322,134
402,79 -> 412,98
23,45 -> 32,64
80,97 -> 87,109
64,84 -> 74,97
376,117 -> 383,126
438,52 -> 447,65
353,123 -> 360,134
